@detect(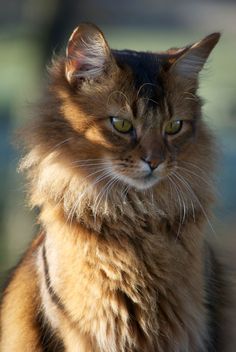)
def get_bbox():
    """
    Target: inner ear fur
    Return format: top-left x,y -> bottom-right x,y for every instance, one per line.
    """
65,23 -> 113,84
166,32 -> 221,79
